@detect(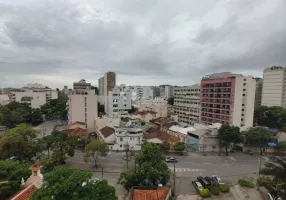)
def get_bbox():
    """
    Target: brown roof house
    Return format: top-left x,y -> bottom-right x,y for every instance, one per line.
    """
98,126 -> 116,148
133,111 -> 158,123
128,186 -> 172,200
8,164 -> 43,200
